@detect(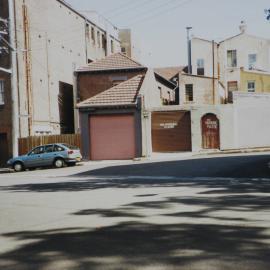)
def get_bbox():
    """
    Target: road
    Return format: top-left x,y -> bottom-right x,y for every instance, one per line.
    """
0,153 -> 270,270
